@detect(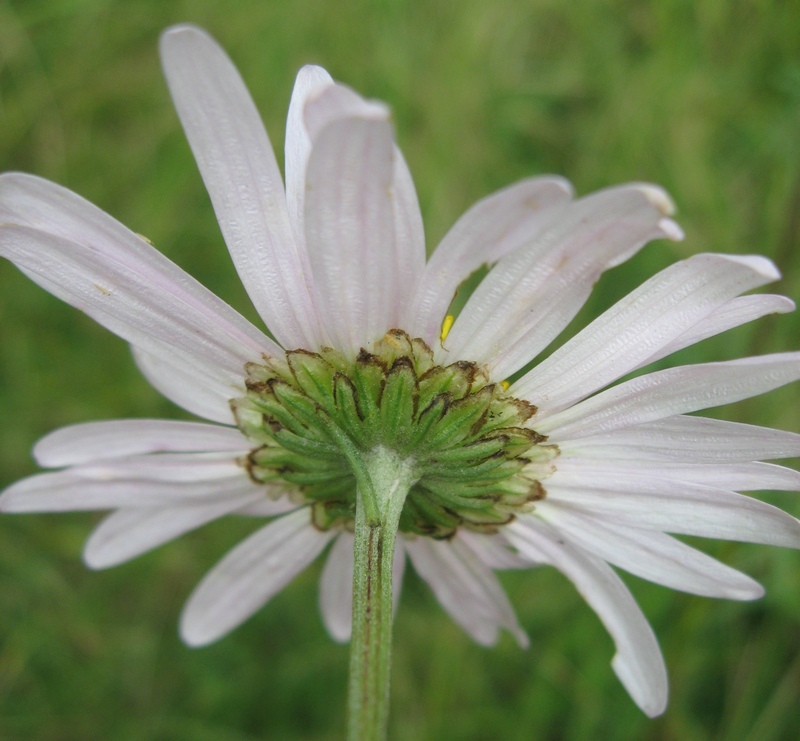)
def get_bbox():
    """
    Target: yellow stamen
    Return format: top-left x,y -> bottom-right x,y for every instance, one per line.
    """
501,380 -> 510,391
440,314 -> 455,343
